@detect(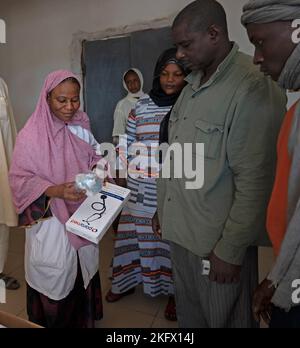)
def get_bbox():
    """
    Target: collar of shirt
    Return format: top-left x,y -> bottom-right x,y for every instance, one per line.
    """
185,42 -> 239,92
